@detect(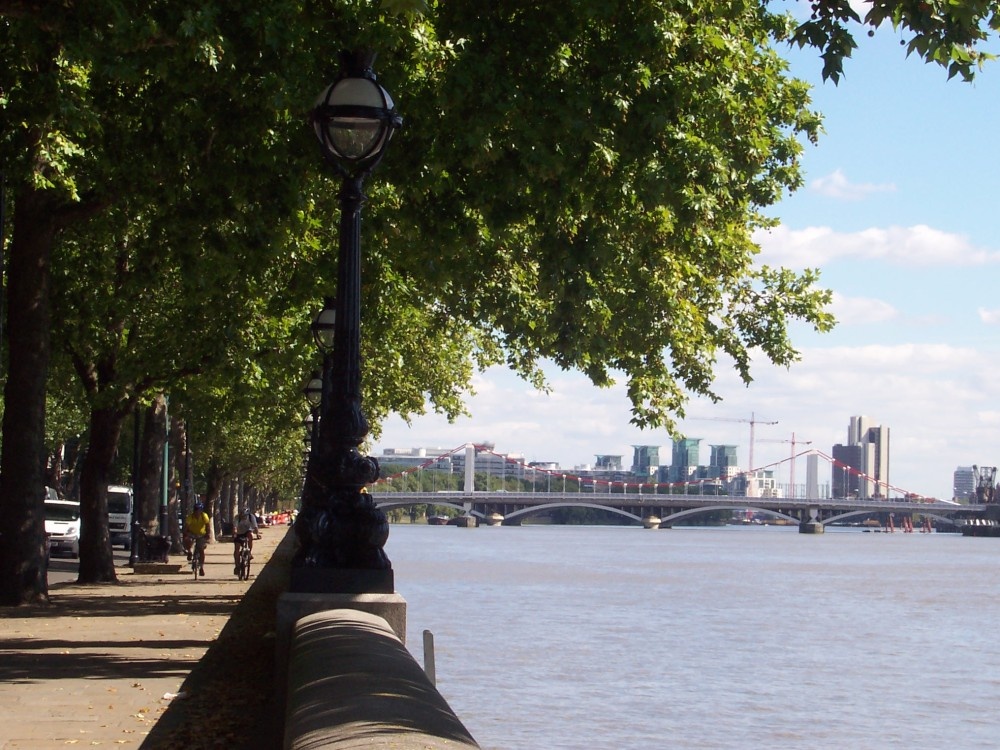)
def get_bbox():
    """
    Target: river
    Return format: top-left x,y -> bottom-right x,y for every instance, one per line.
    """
386,523 -> 1000,749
